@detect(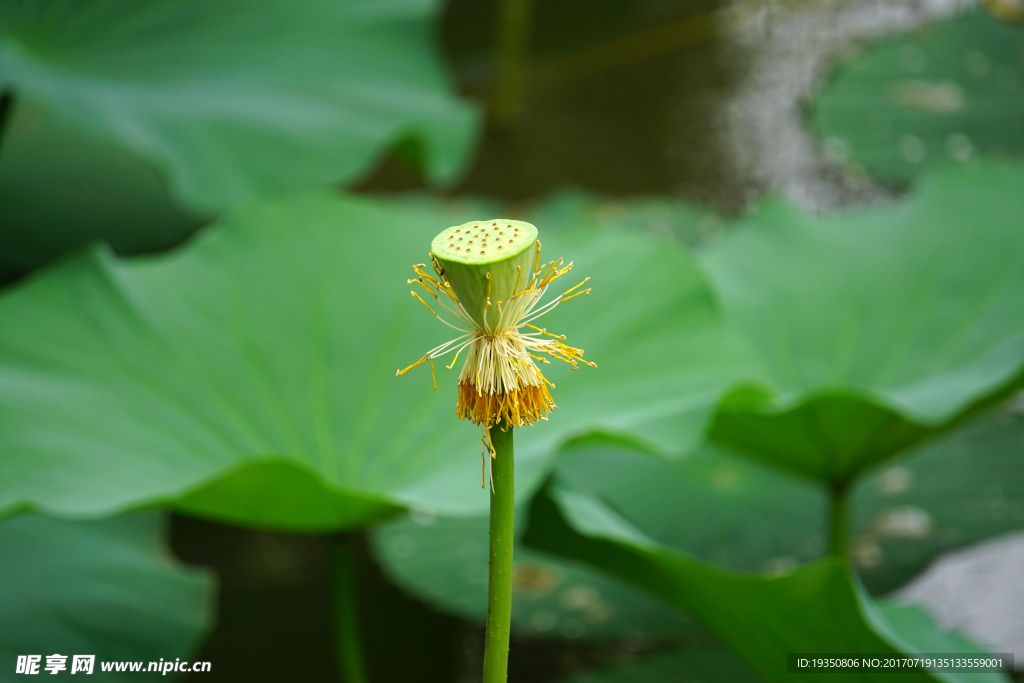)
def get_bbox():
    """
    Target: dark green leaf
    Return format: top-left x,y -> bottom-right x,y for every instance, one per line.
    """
555,441 -> 826,573
557,646 -> 761,683
373,508 -> 693,640
552,408 -> 1024,593
0,513 -> 213,676
851,407 -> 1024,593
375,426 -> 965,647
0,101 -> 206,279
0,0 -> 480,213
523,485 -> 1009,683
